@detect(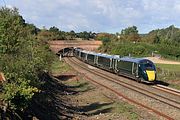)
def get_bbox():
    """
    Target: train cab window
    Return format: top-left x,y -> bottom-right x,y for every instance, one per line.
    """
140,61 -> 155,70
144,63 -> 153,69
